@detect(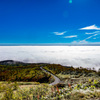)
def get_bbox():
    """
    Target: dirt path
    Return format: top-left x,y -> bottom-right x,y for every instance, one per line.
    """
40,67 -> 61,86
